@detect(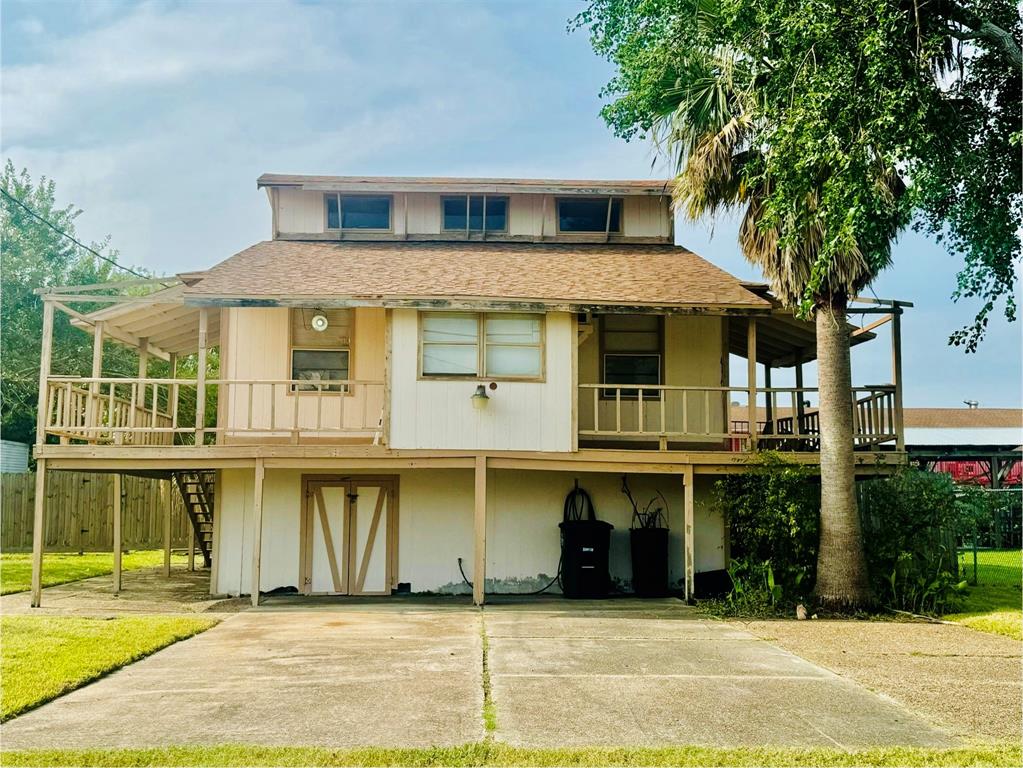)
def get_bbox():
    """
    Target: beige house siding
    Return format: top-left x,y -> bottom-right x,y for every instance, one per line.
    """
273,190 -> 671,240
388,309 -> 574,452
221,306 -> 386,439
